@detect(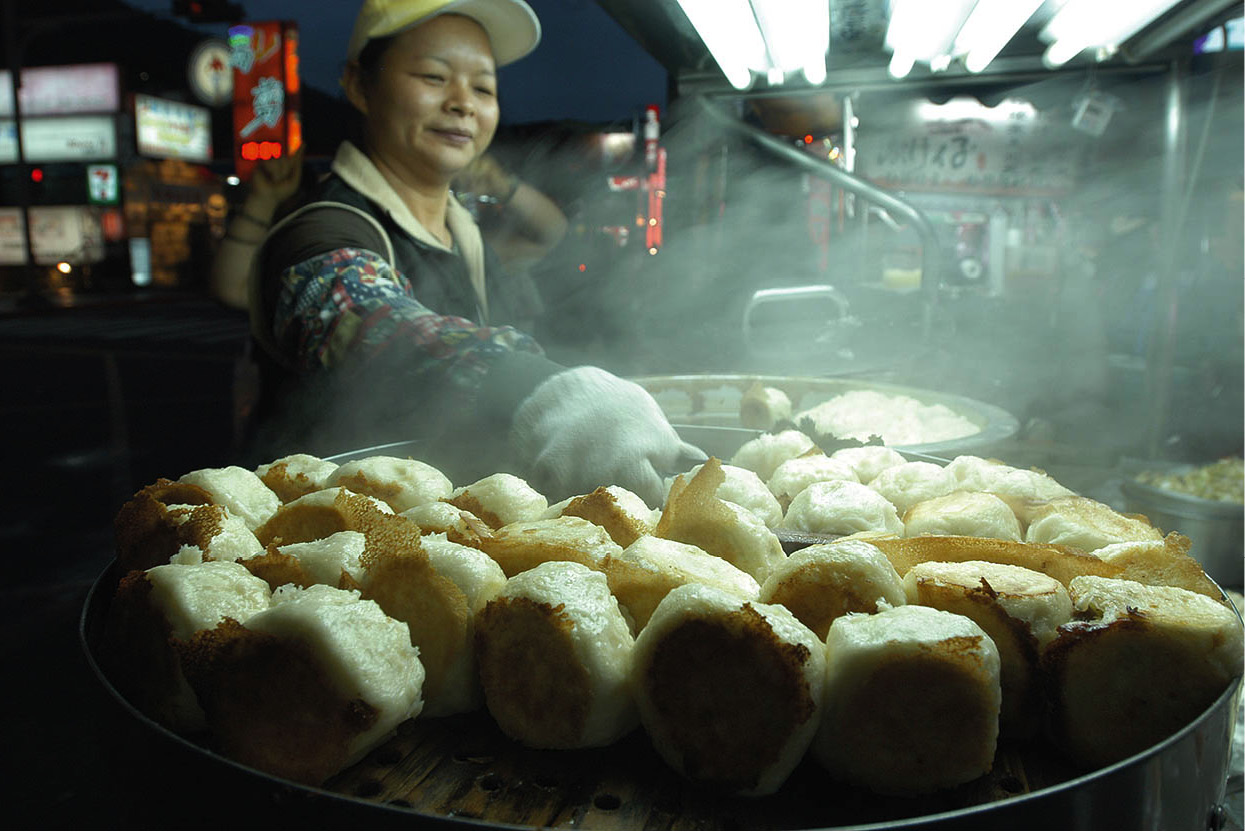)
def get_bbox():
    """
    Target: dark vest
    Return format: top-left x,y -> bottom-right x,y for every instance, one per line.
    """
243,173 -> 511,466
